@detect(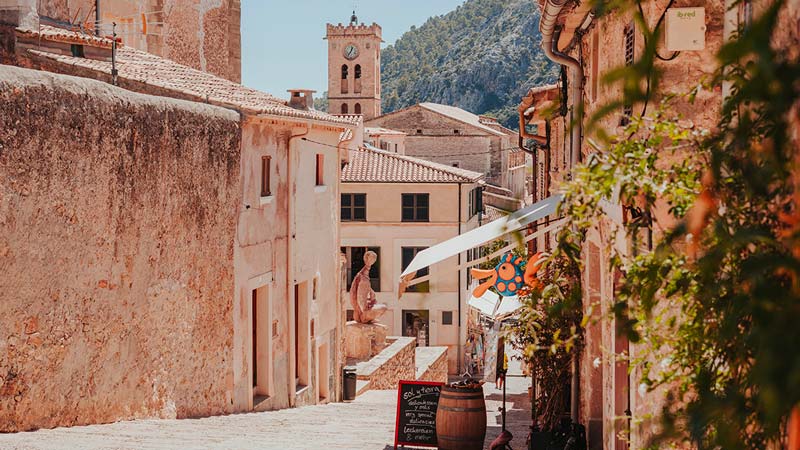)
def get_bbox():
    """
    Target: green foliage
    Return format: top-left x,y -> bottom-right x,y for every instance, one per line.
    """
507,250 -> 583,431
381,0 -> 558,130
313,91 -> 329,112
526,1 -> 800,448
